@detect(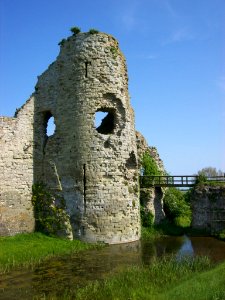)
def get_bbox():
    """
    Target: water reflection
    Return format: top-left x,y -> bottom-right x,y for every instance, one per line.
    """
191,236 -> 225,262
140,236 -> 184,264
0,236 -> 225,299
176,235 -> 194,259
